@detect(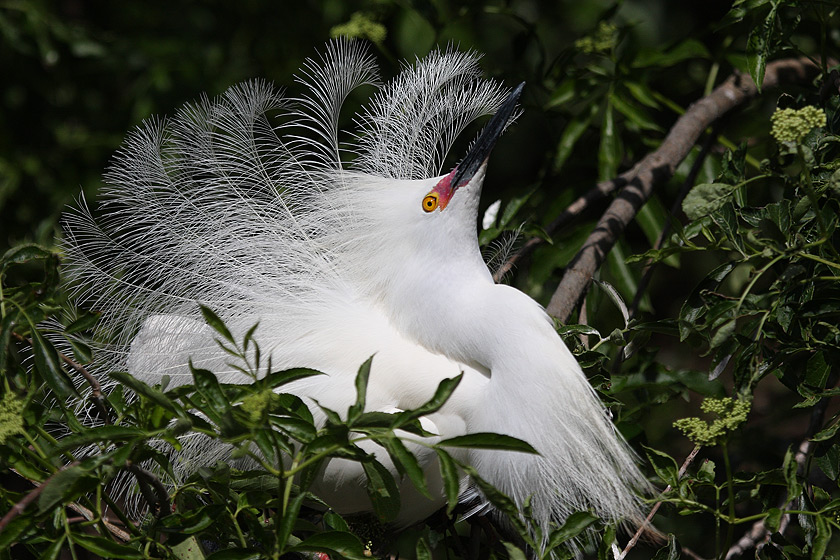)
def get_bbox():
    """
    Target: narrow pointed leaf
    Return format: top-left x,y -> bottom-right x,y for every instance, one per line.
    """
439,433 -> 537,454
